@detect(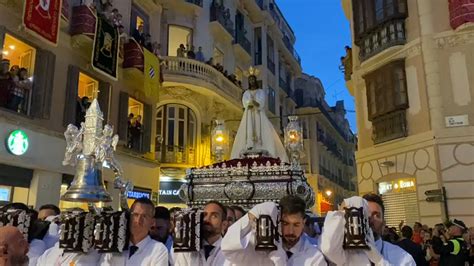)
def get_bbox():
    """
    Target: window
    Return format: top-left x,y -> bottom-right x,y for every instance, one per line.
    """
127,97 -> 144,151
155,104 -> 197,164
365,60 -> 408,120
168,25 -> 192,56
78,72 -> 99,100
130,4 -> 150,35
353,0 -> 407,43
254,27 -> 262,65
364,60 -> 408,143
268,87 -> 276,114
267,35 -> 274,63
1,34 -> 36,114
